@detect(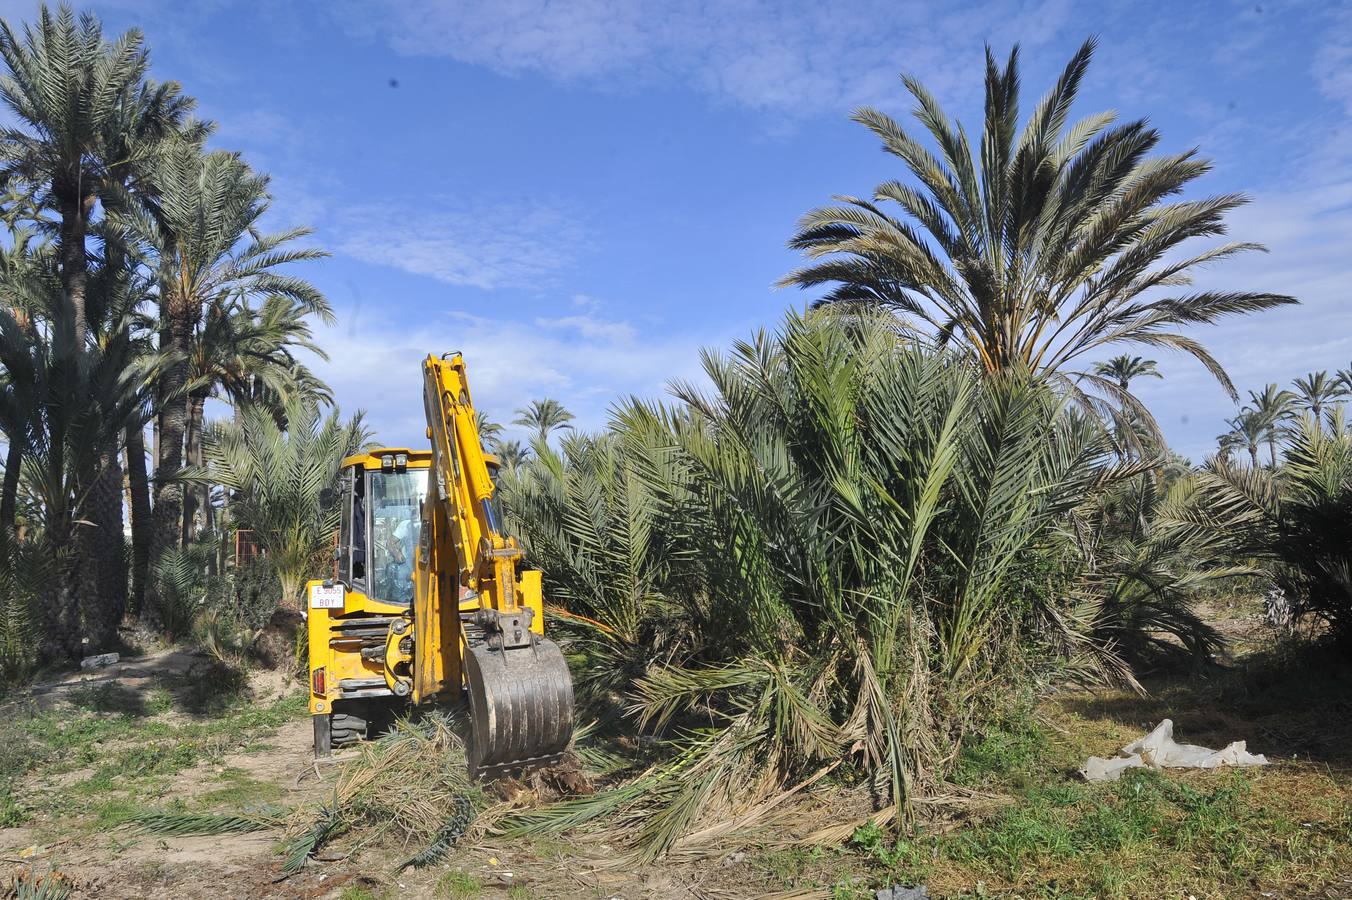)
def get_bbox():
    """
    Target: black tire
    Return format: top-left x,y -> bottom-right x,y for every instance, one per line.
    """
329,712 -> 368,748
